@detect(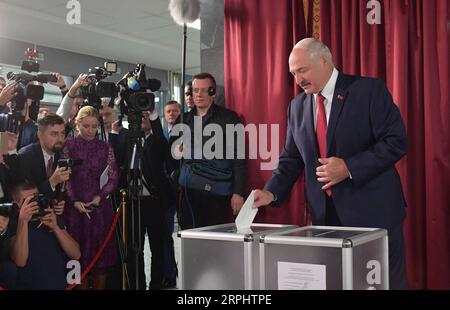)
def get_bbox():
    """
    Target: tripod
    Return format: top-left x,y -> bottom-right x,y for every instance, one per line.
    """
123,126 -> 149,290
